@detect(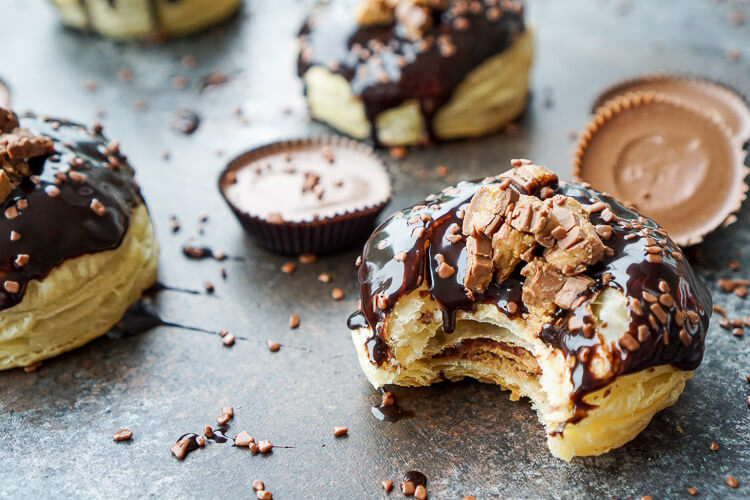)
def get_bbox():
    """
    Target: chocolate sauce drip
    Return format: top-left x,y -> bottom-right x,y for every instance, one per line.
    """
0,114 -> 143,311
402,471 -> 427,488
108,286 -> 215,339
108,299 -> 216,338
171,426 -> 235,460
349,177 -> 711,402
537,183 -> 710,400
174,432 -> 203,458
210,428 -> 232,444
108,300 -> 165,338
371,388 -> 413,422
298,1 -> 525,144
